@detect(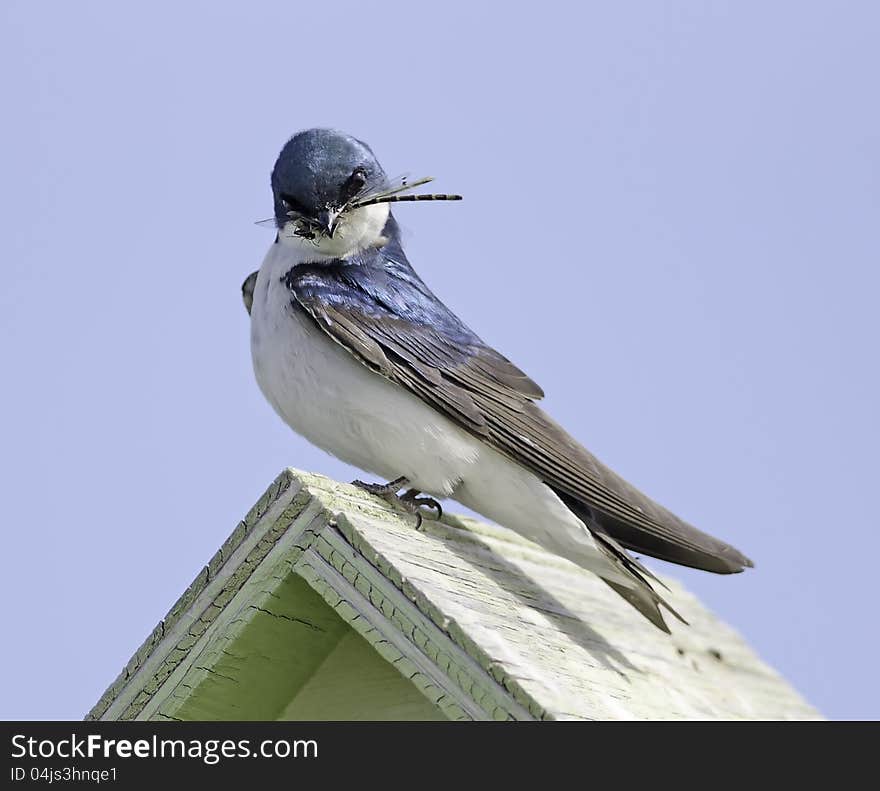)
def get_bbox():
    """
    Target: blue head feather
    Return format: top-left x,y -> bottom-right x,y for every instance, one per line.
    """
271,129 -> 387,225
